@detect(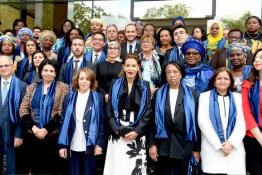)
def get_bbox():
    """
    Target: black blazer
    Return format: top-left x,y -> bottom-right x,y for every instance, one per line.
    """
147,86 -> 200,160
120,42 -> 142,59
